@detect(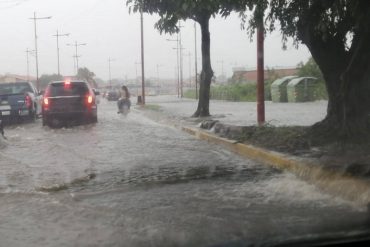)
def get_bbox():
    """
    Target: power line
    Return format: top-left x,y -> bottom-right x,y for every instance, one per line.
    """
53,30 -> 70,76
66,41 -> 87,74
